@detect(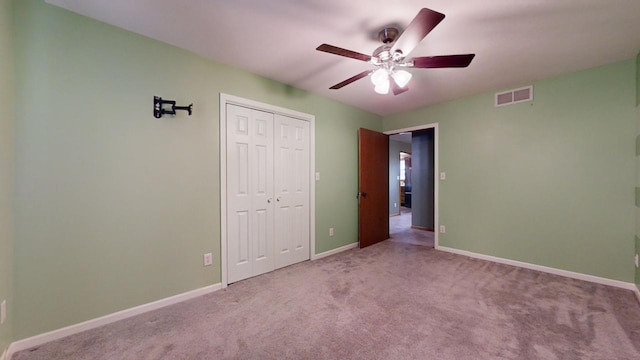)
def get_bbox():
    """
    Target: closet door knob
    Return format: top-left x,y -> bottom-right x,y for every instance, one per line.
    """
267,198 -> 272,203
276,197 -> 281,202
